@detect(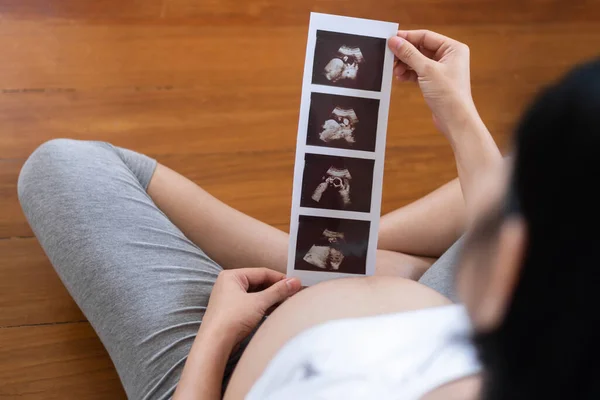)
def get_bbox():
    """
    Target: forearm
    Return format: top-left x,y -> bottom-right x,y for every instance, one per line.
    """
378,103 -> 501,258
446,101 -> 503,218
174,325 -> 236,400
